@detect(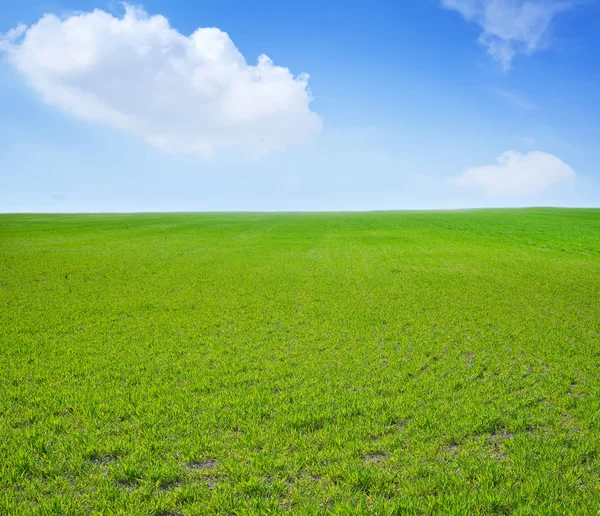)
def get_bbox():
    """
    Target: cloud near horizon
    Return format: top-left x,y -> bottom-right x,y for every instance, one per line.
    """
441,0 -> 573,71
450,150 -> 575,195
0,5 -> 321,159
